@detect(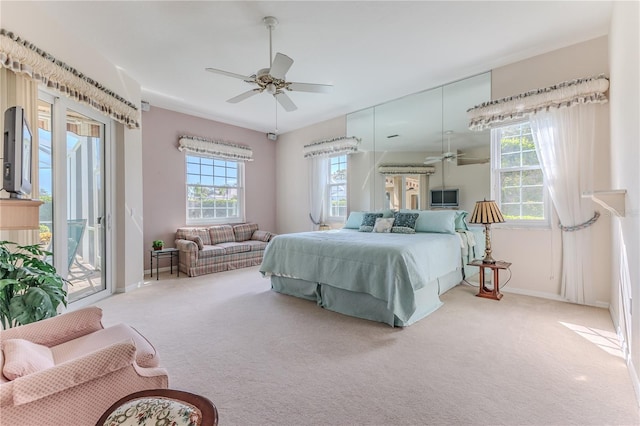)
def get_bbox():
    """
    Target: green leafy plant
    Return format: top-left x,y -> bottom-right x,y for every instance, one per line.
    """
0,241 -> 67,329
152,240 -> 164,250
